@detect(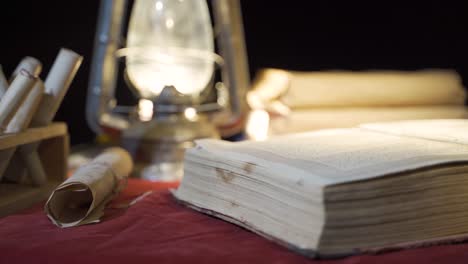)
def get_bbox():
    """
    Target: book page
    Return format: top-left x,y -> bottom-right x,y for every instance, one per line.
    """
196,128 -> 468,187
361,119 -> 468,145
